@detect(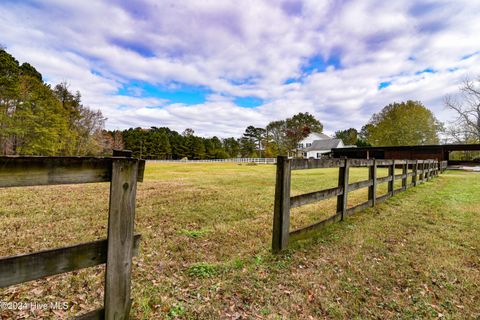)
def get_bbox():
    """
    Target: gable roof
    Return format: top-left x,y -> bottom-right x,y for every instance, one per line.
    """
304,138 -> 343,151
308,132 -> 332,140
